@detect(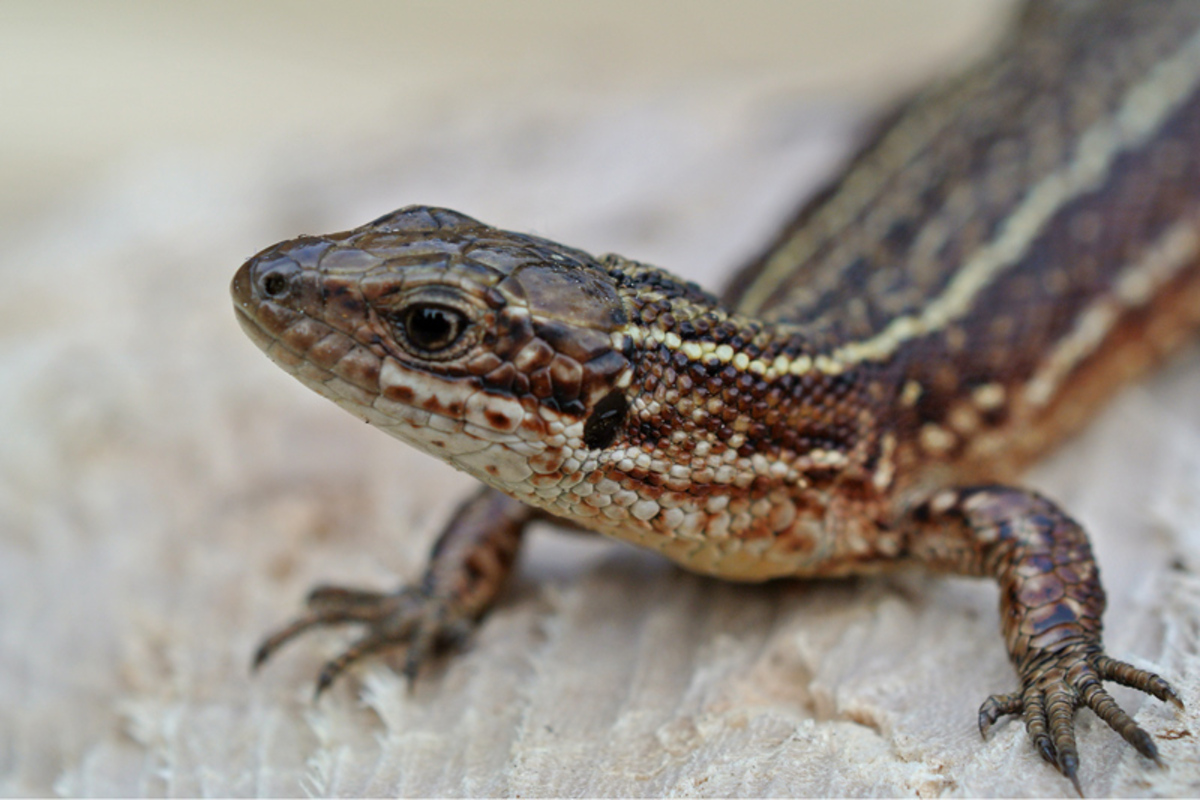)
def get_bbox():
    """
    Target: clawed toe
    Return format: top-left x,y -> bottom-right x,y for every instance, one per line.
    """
979,691 -> 1022,737
1095,655 -> 1184,710
313,632 -> 396,698
253,583 -> 473,696
252,608 -> 364,670
305,585 -> 393,610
